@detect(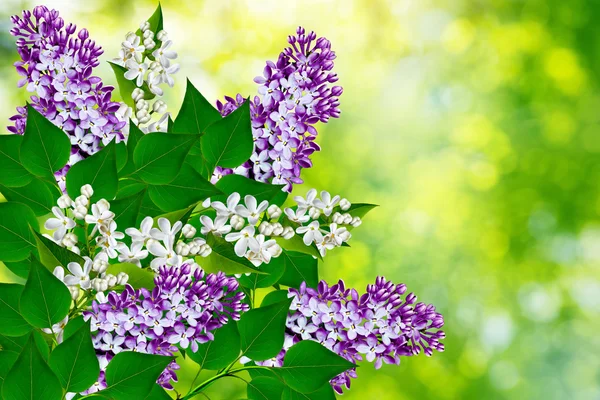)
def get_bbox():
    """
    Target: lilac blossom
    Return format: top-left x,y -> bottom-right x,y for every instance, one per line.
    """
262,277 -> 445,394
82,263 -> 249,391
8,6 -> 126,191
214,26 -> 343,191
